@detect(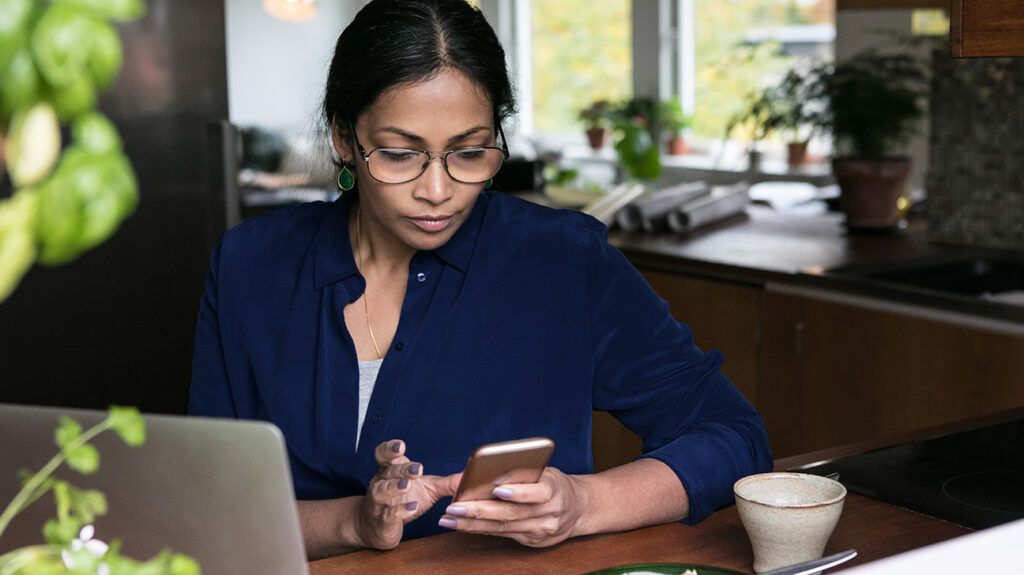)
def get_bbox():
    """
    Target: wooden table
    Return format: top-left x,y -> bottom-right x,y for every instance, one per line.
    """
308,493 -> 967,574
